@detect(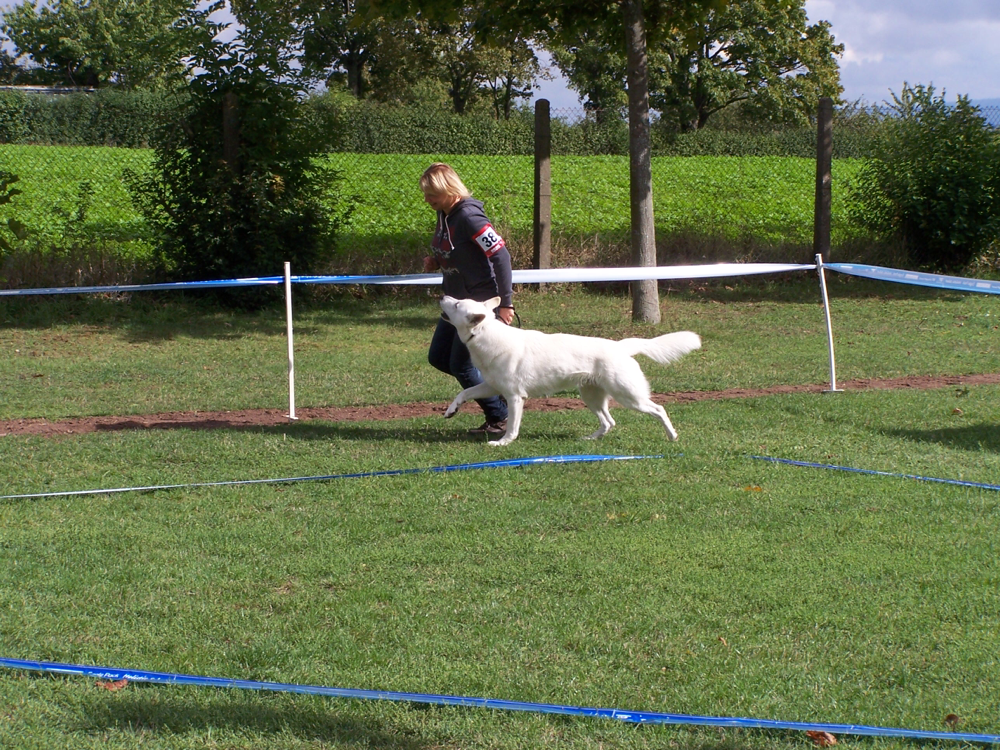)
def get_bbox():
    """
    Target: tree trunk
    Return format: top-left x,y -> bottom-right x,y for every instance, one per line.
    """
346,58 -> 363,97
622,0 -> 660,323
222,92 -> 240,176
